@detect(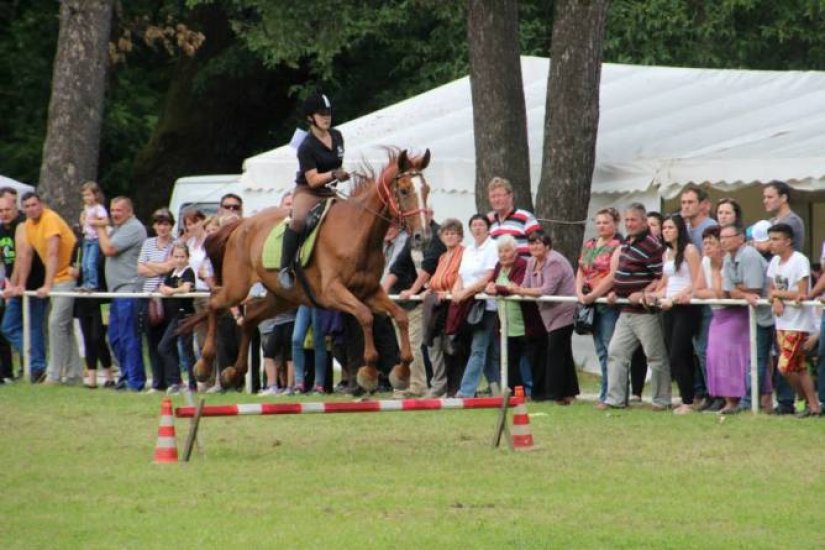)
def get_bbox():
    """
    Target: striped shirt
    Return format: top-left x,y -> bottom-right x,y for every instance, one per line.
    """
137,237 -> 173,292
614,230 -> 663,314
488,208 -> 542,257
